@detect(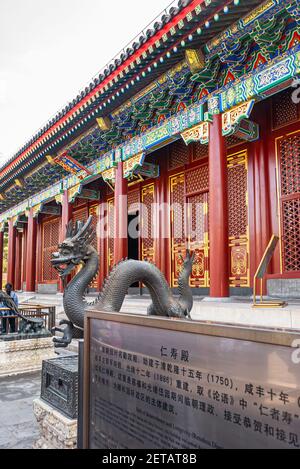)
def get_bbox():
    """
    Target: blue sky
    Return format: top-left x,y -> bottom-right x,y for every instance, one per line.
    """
0,0 -> 172,164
